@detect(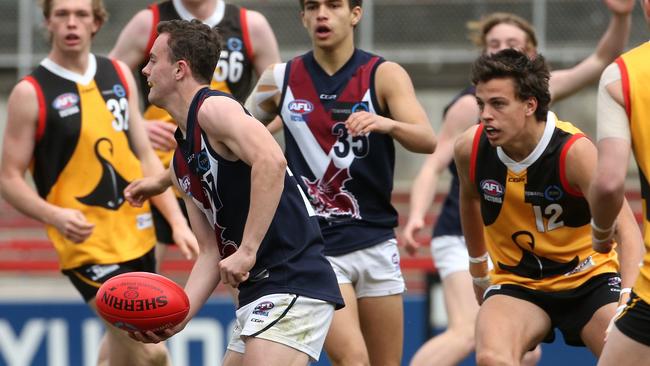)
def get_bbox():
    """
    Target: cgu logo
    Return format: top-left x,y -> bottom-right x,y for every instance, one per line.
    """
480,179 -> 504,197
288,99 -> 314,115
52,93 -> 79,110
